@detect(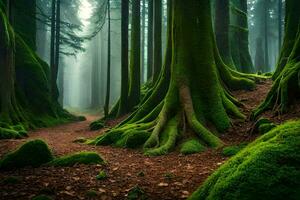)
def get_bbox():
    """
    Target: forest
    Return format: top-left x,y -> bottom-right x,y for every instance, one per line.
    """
0,0 -> 299,199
